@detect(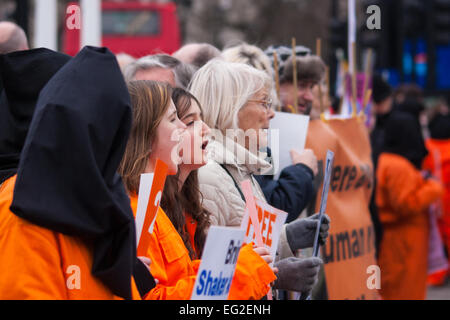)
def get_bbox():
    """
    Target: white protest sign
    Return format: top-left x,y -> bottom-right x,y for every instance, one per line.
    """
135,173 -> 154,247
191,226 -> 245,300
240,198 -> 288,263
269,112 -> 310,179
